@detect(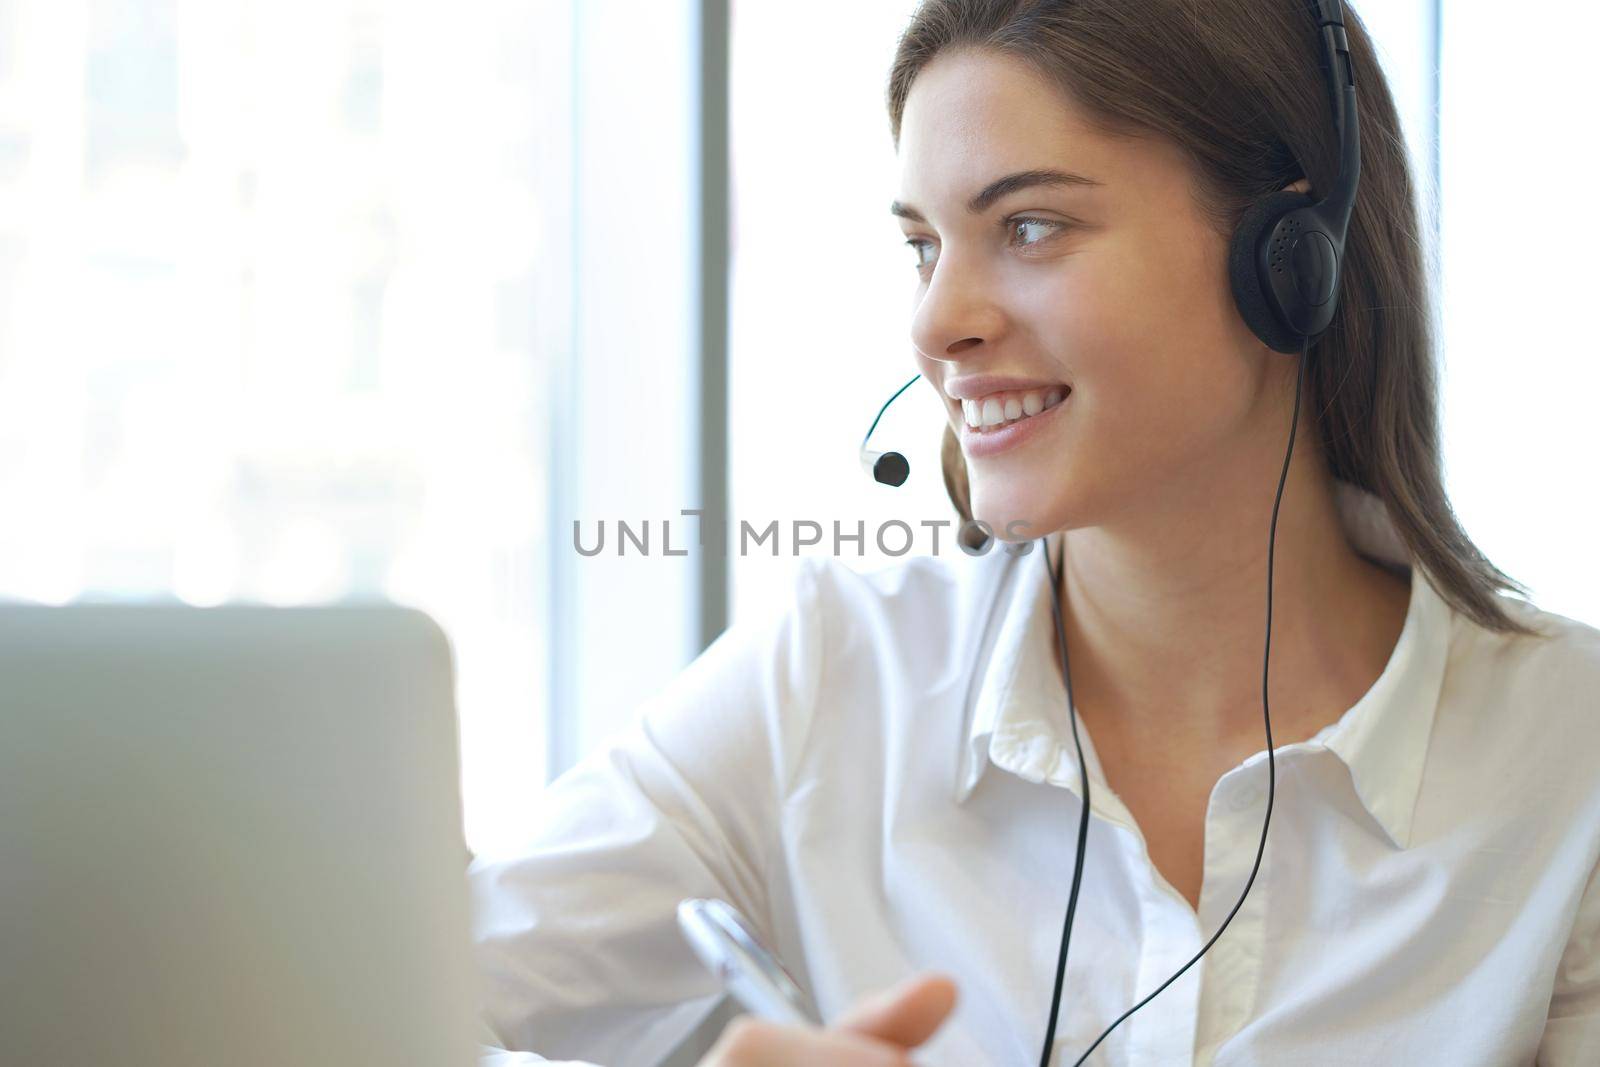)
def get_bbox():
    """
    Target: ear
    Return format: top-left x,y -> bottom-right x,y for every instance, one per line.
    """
1282,177 -> 1312,195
